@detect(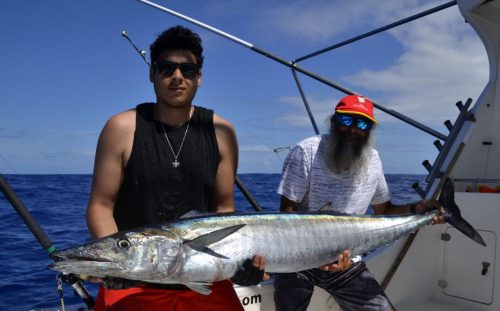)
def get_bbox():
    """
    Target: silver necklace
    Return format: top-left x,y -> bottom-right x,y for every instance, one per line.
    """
158,118 -> 190,168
